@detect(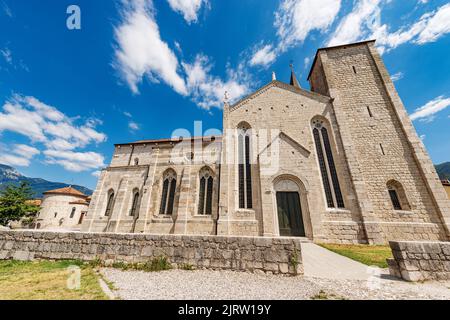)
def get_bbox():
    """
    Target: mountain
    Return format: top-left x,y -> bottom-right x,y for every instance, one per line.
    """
436,162 -> 450,181
0,164 -> 93,199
